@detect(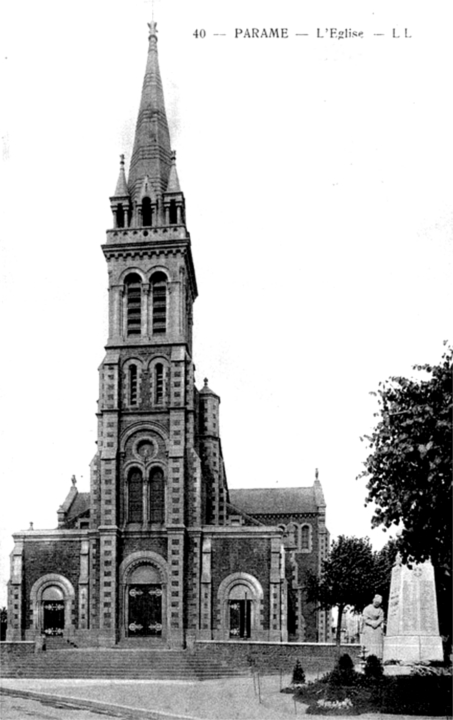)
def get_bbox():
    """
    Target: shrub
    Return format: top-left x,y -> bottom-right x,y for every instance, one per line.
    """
364,655 -> 384,681
329,654 -> 357,687
291,659 -> 306,685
